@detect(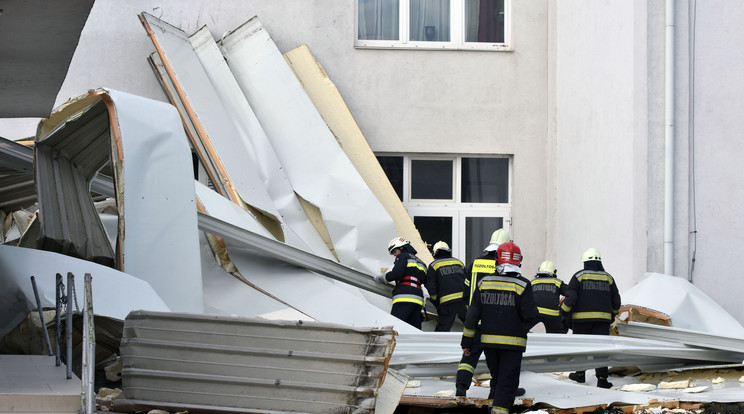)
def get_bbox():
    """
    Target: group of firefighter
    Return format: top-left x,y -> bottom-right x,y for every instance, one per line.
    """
375,229 -> 622,414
